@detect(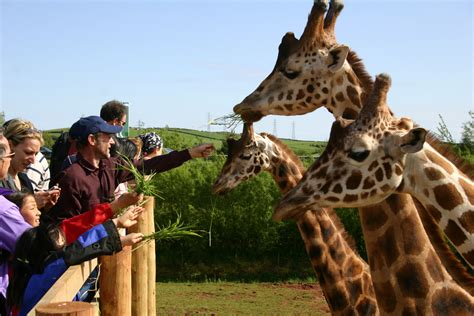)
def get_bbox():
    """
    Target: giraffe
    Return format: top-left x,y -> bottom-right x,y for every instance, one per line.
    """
233,0 -> 369,122
231,0 -> 473,290
213,123 -> 379,315
273,73 -> 474,314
